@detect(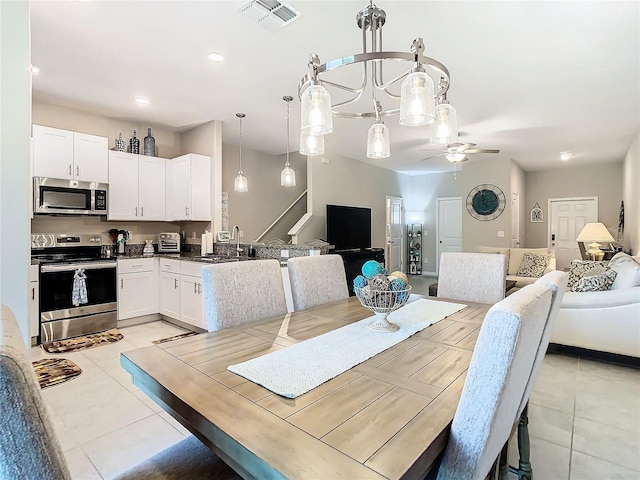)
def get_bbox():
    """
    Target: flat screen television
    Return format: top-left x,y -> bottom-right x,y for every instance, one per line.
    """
326,204 -> 372,251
